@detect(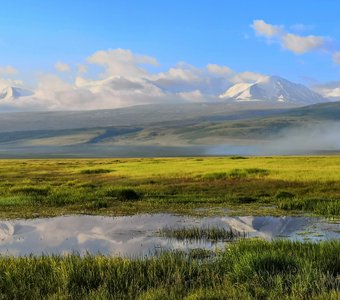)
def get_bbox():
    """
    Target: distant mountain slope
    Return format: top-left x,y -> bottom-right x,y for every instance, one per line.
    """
0,100 -> 338,149
219,76 -> 327,105
0,102 -> 292,133
0,86 -> 34,100
286,101 -> 340,119
96,101 -> 340,146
